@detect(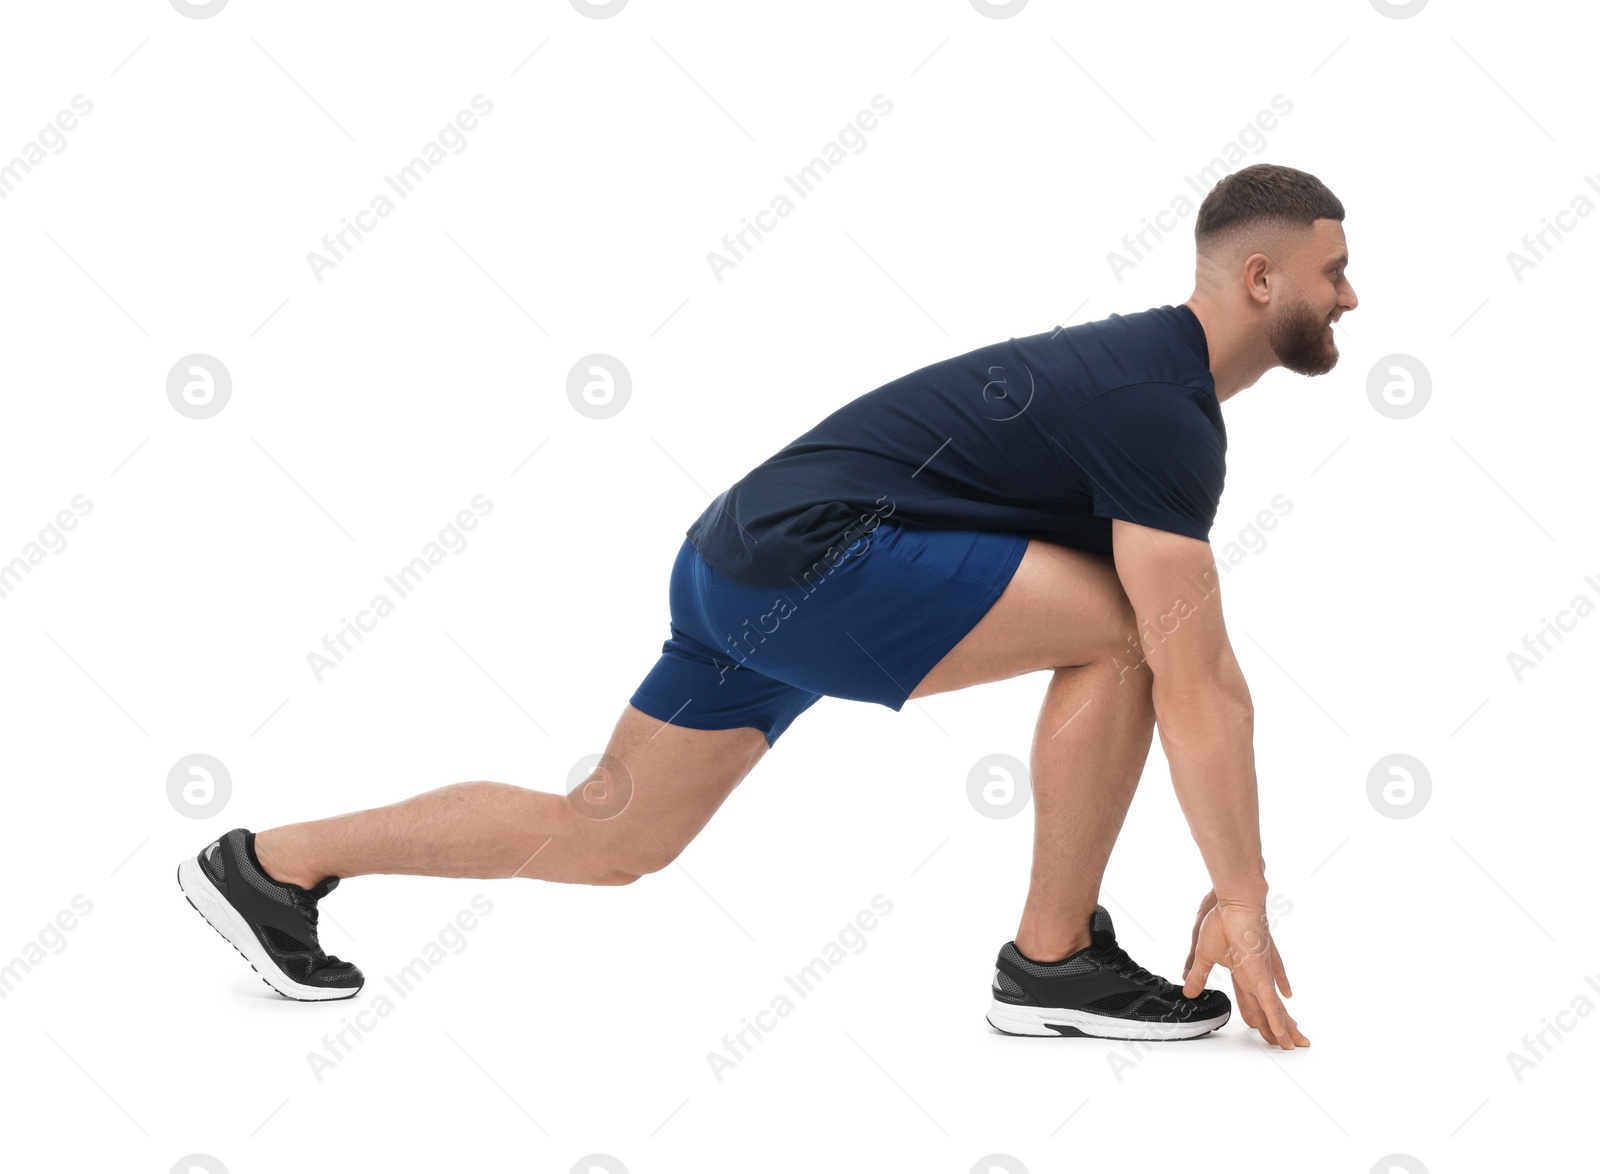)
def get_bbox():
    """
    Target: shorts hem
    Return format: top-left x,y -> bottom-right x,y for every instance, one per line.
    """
888,532 -> 1029,711
628,691 -> 776,742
